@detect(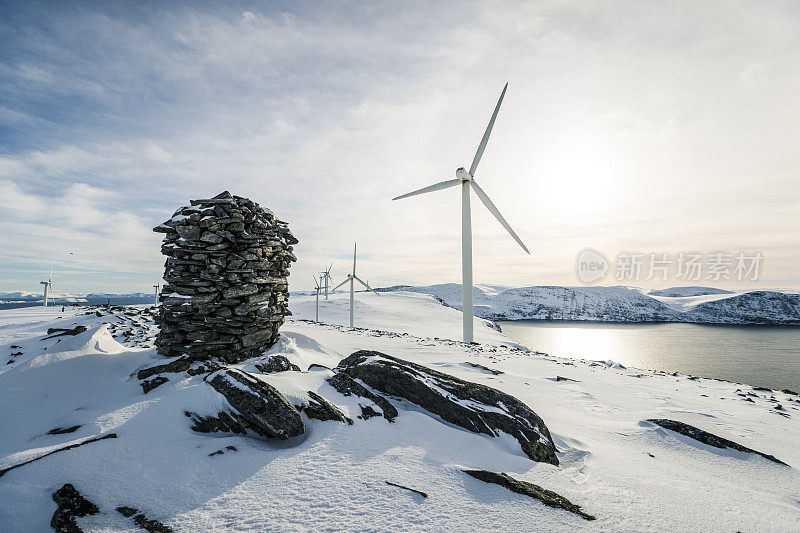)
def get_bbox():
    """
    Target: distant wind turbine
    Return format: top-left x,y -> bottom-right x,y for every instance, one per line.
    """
333,243 -> 379,328
40,267 -> 53,307
320,263 -> 333,300
153,282 -> 161,306
392,83 -> 529,343
312,275 -> 322,322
